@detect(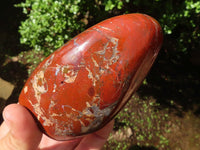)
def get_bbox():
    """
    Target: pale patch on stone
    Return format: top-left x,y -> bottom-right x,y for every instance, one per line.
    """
98,25 -> 115,32
24,86 -> 28,94
86,67 -> 97,86
61,65 -> 79,83
28,100 -> 53,127
31,70 -> 48,103
53,84 -> 57,92
55,64 -> 61,76
80,100 -> 118,134
64,72 -> 78,83
91,56 -> 99,67
44,54 -> 54,67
